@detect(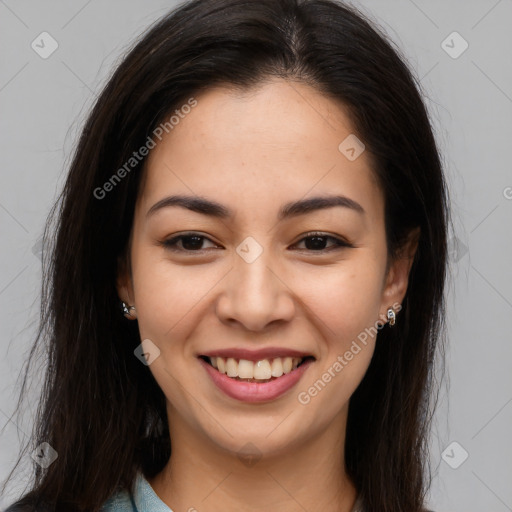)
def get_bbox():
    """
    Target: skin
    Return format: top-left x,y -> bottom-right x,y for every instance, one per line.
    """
117,78 -> 419,512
